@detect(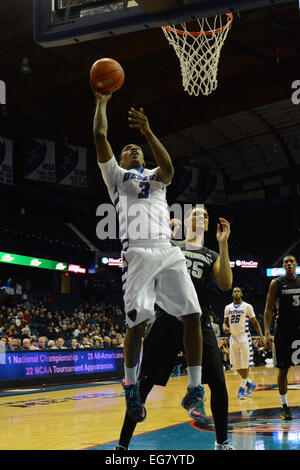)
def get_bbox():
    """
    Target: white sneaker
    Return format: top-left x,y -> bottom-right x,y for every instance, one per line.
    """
215,440 -> 235,450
